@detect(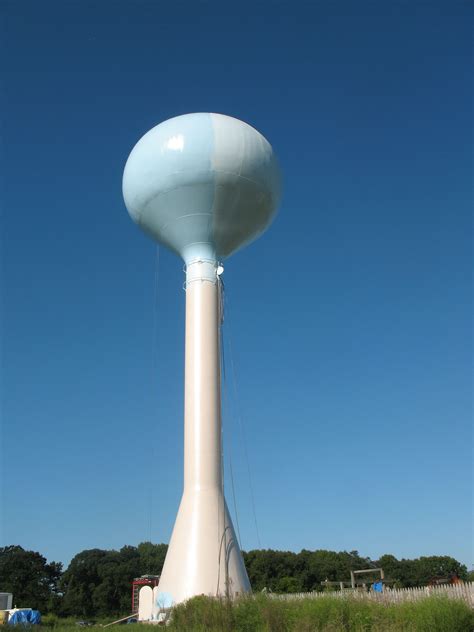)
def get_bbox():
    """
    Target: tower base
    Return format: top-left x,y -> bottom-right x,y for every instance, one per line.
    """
155,488 -> 250,607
